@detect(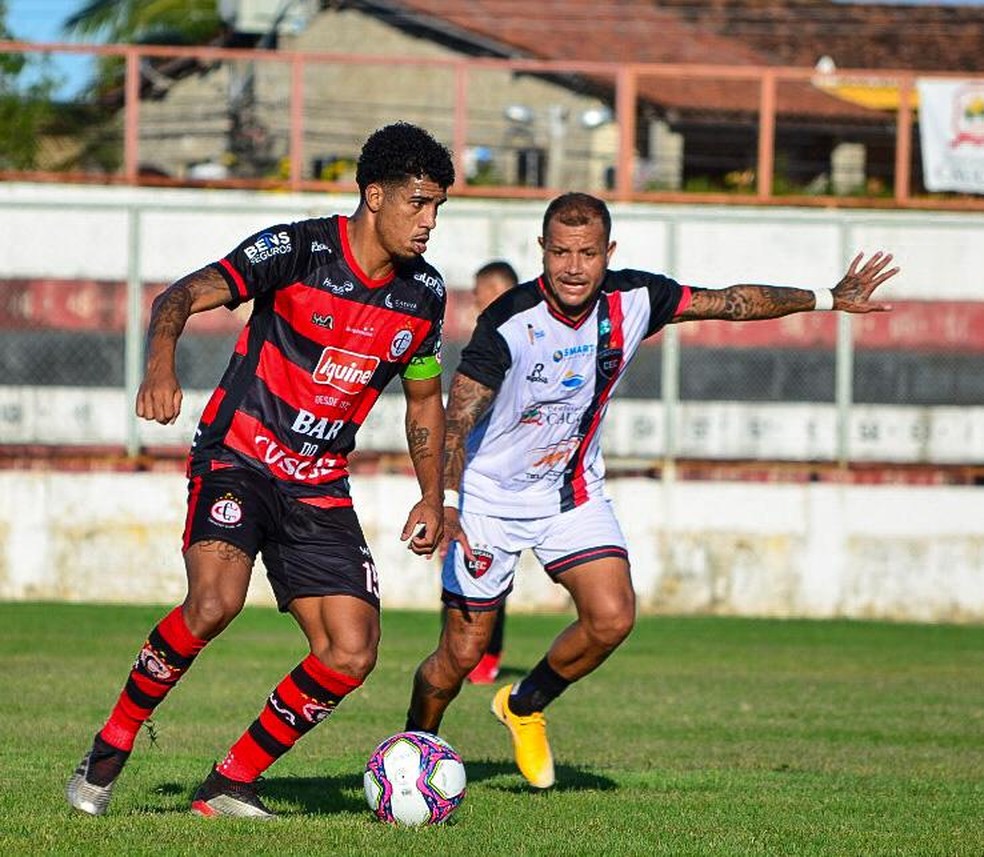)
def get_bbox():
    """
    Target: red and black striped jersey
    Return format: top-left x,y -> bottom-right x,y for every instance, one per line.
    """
189,214 -> 445,504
